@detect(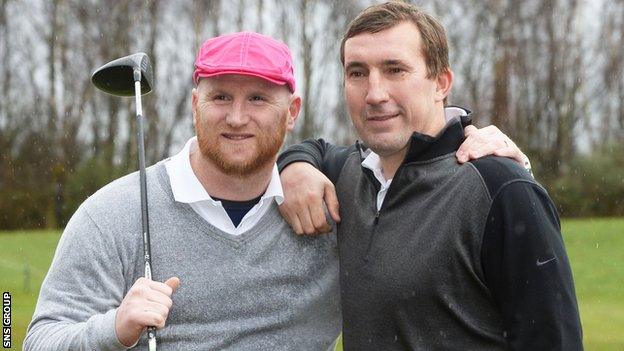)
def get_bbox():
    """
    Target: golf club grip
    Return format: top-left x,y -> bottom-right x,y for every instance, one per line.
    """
144,260 -> 156,350
147,327 -> 157,351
